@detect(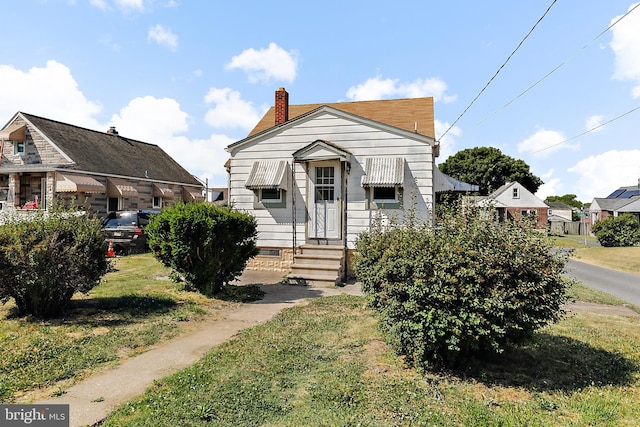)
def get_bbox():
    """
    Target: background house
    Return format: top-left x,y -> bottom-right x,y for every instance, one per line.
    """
473,181 -> 549,229
226,88 -> 467,284
0,112 -> 204,217
589,183 -> 640,223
